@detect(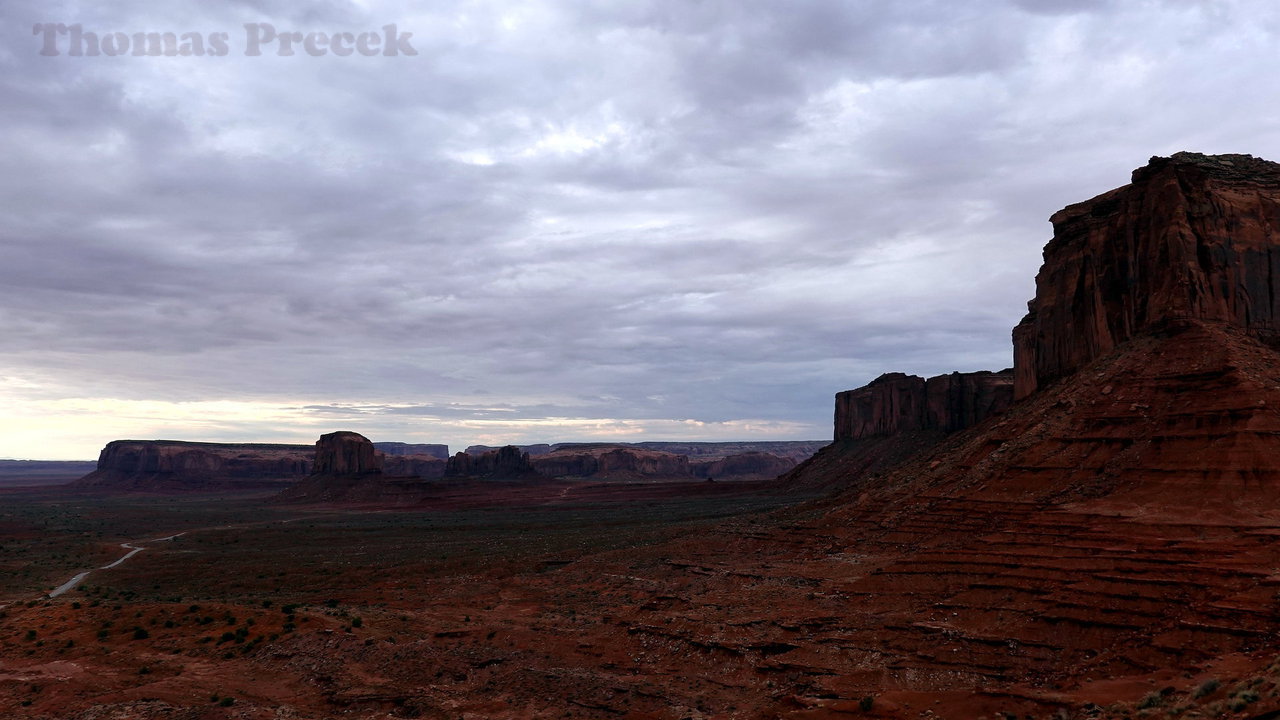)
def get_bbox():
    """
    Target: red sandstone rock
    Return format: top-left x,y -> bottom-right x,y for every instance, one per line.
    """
445,445 -> 537,479
834,370 -> 1013,441
1014,152 -> 1280,399
311,431 -> 382,476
